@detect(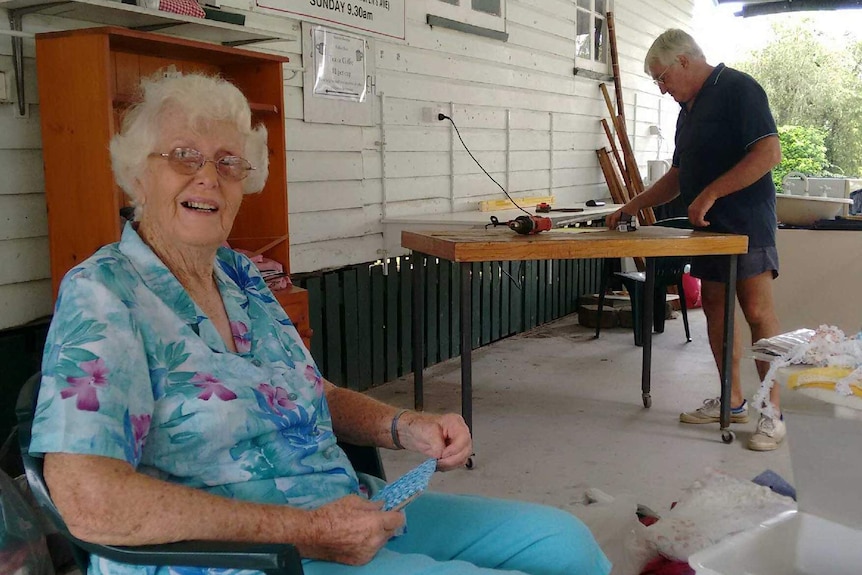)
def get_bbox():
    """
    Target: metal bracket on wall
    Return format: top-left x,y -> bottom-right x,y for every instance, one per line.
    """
7,3 -> 65,118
